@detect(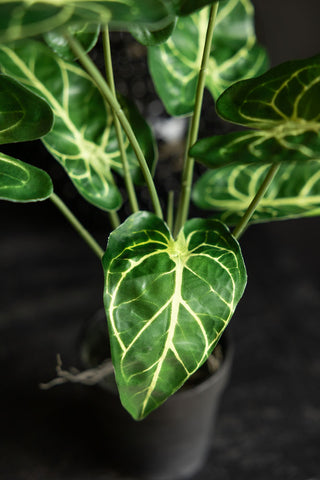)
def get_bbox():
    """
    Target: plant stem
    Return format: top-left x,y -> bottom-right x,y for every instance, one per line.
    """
166,190 -> 174,232
174,3 -> 219,237
66,33 -> 163,219
233,163 -> 281,240
108,209 -> 121,230
50,193 -> 104,259
102,27 -> 139,214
